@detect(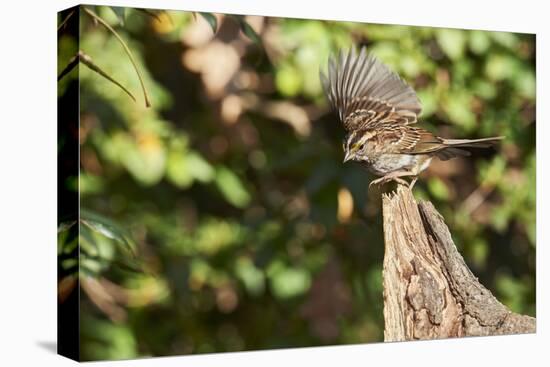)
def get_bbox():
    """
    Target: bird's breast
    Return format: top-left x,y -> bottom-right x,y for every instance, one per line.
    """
366,154 -> 418,176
